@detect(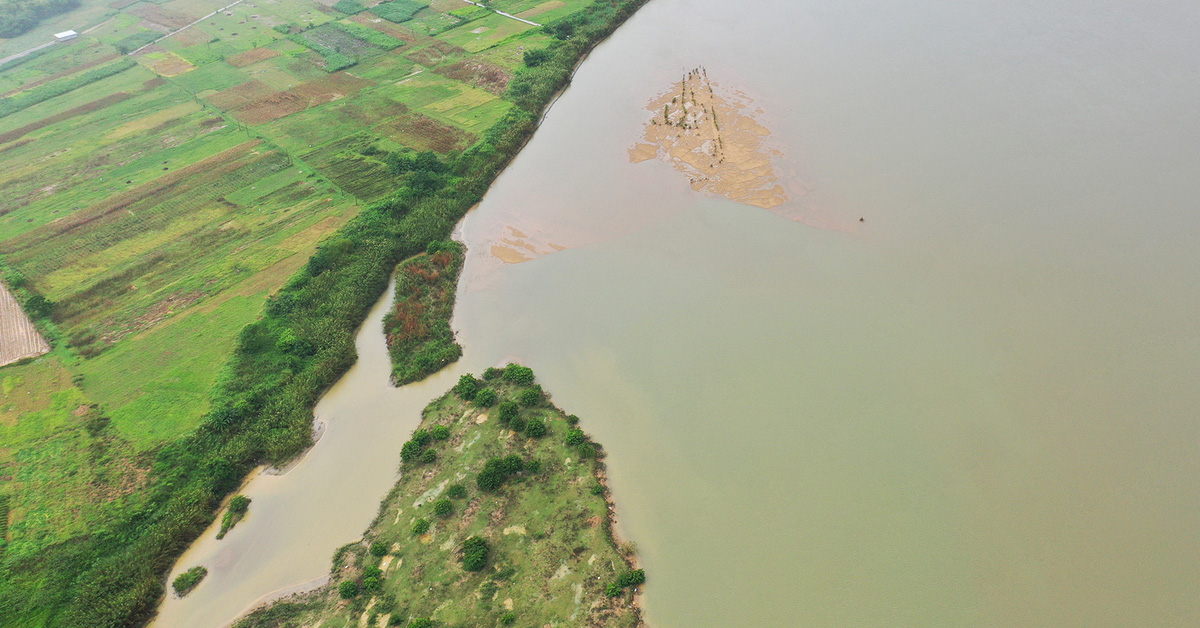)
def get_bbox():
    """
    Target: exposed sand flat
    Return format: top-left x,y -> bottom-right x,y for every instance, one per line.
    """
630,67 -> 787,209
0,283 -> 50,367
490,225 -> 567,264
